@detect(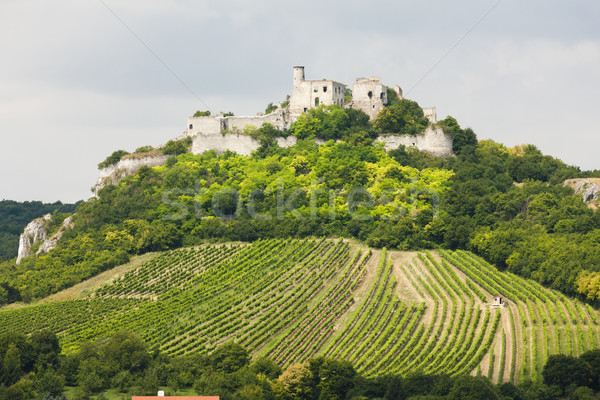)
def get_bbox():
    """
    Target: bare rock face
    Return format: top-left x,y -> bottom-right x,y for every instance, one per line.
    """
93,155 -> 169,196
36,215 -> 75,256
564,178 -> 600,203
17,214 -> 51,264
16,214 -> 75,264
